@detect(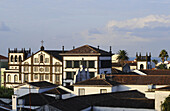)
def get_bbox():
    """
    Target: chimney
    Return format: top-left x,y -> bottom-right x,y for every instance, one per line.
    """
97,46 -> 100,52
109,46 -> 112,54
12,95 -> 17,111
73,46 -> 75,49
62,46 -> 64,53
